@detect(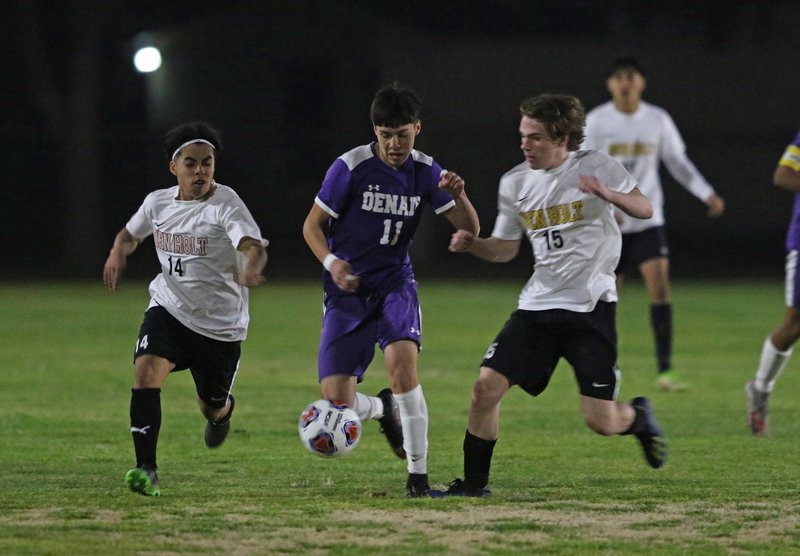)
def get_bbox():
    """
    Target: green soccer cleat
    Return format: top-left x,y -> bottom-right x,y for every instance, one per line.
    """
656,370 -> 688,392
125,466 -> 160,497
